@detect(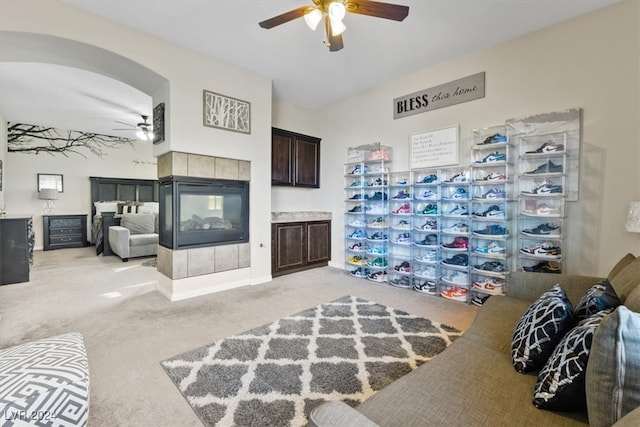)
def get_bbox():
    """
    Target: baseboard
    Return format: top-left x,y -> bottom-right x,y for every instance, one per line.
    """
328,260 -> 345,269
